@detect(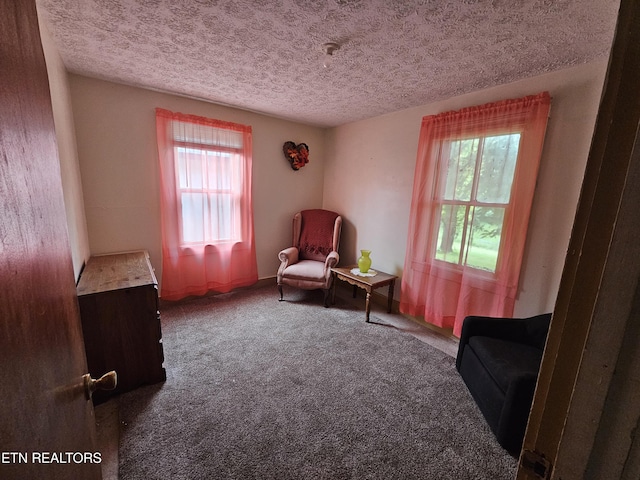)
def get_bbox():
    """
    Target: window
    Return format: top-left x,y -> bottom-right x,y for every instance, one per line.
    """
400,93 -> 551,336
173,127 -> 245,245
155,108 -> 257,300
435,133 -> 520,274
